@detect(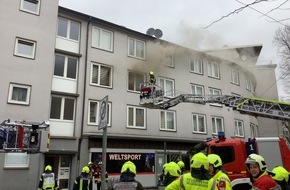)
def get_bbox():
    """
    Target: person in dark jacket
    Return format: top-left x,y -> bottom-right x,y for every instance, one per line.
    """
38,165 -> 58,190
113,161 -> 144,190
73,166 -> 93,190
